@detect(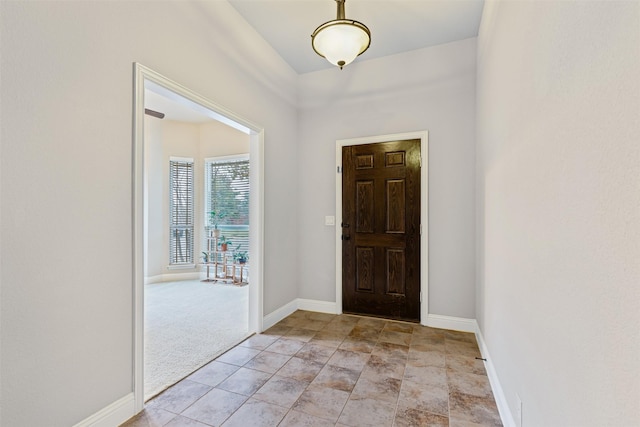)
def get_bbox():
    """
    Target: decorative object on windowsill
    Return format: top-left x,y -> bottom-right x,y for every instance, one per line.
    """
233,245 -> 249,264
218,235 -> 232,252
208,211 -> 227,237
311,0 -> 371,70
